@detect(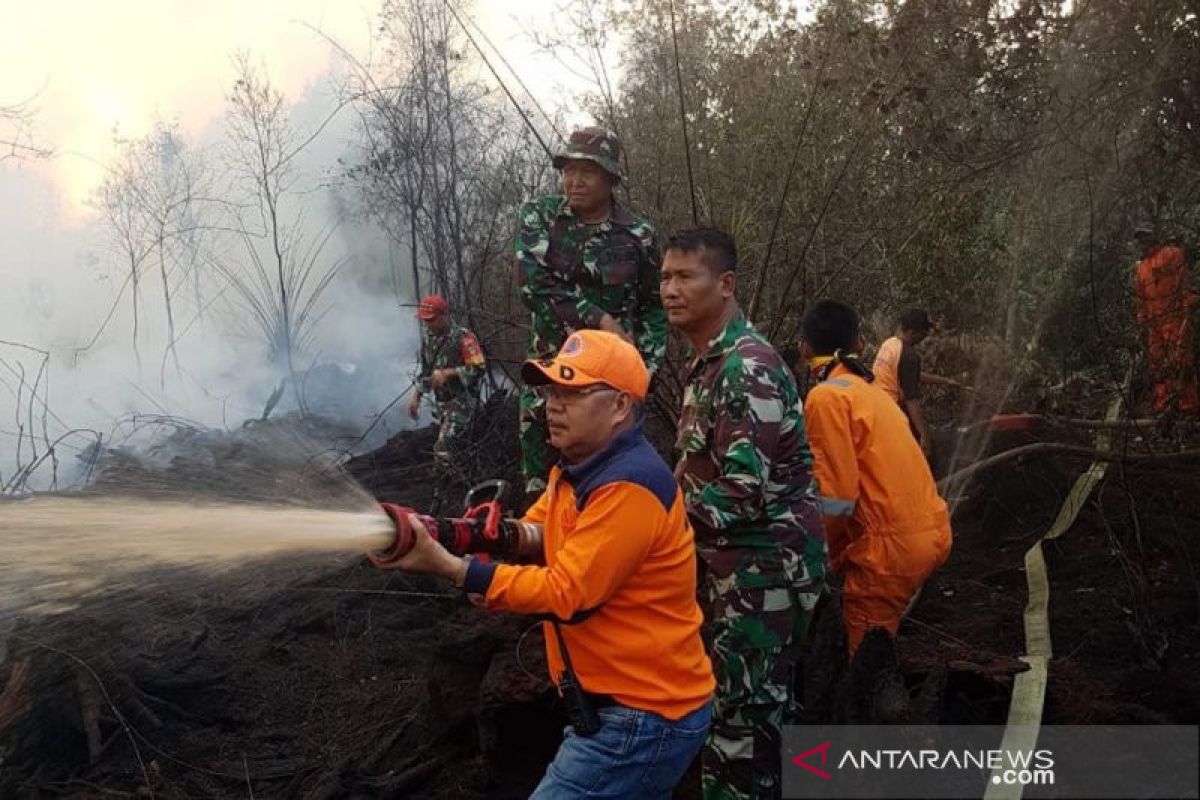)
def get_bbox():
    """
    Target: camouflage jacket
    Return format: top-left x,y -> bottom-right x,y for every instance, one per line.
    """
417,322 -> 485,404
514,194 -> 667,375
675,311 -> 826,588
